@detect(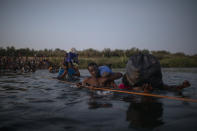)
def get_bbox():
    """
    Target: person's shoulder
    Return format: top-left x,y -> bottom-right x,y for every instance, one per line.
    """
84,76 -> 92,80
68,68 -> 75,74
100,65 -> 110,68
99,65 -> 111,71
82,77 -> 92,83
99,65 -> 106,69
61,67 -> 66,71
